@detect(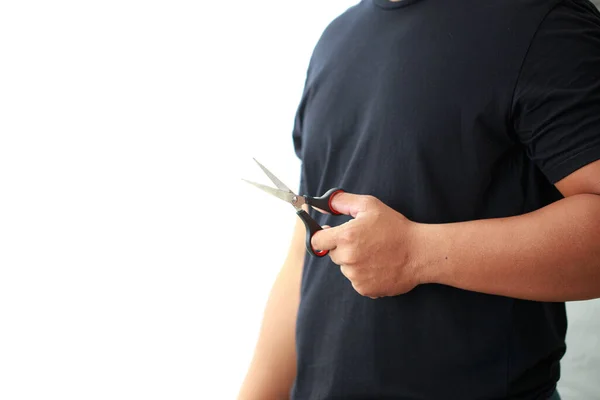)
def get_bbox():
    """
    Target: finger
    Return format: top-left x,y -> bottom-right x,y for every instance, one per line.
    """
311,226 -> 340,251
330,192 -> 376,218
312,206 -> 329,214
340,265 -> 353,279
328,248 -> 343,266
